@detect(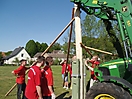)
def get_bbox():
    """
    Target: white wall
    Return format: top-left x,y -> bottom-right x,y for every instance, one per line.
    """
4,49 -> 31,64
